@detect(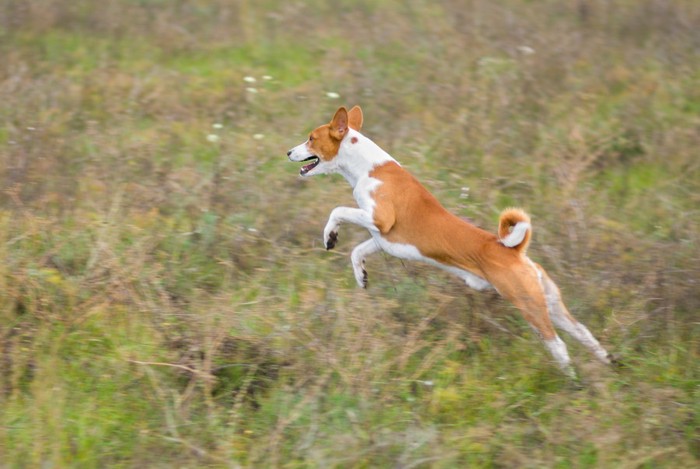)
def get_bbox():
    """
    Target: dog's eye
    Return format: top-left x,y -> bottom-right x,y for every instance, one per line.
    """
308,136 -> 314,142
